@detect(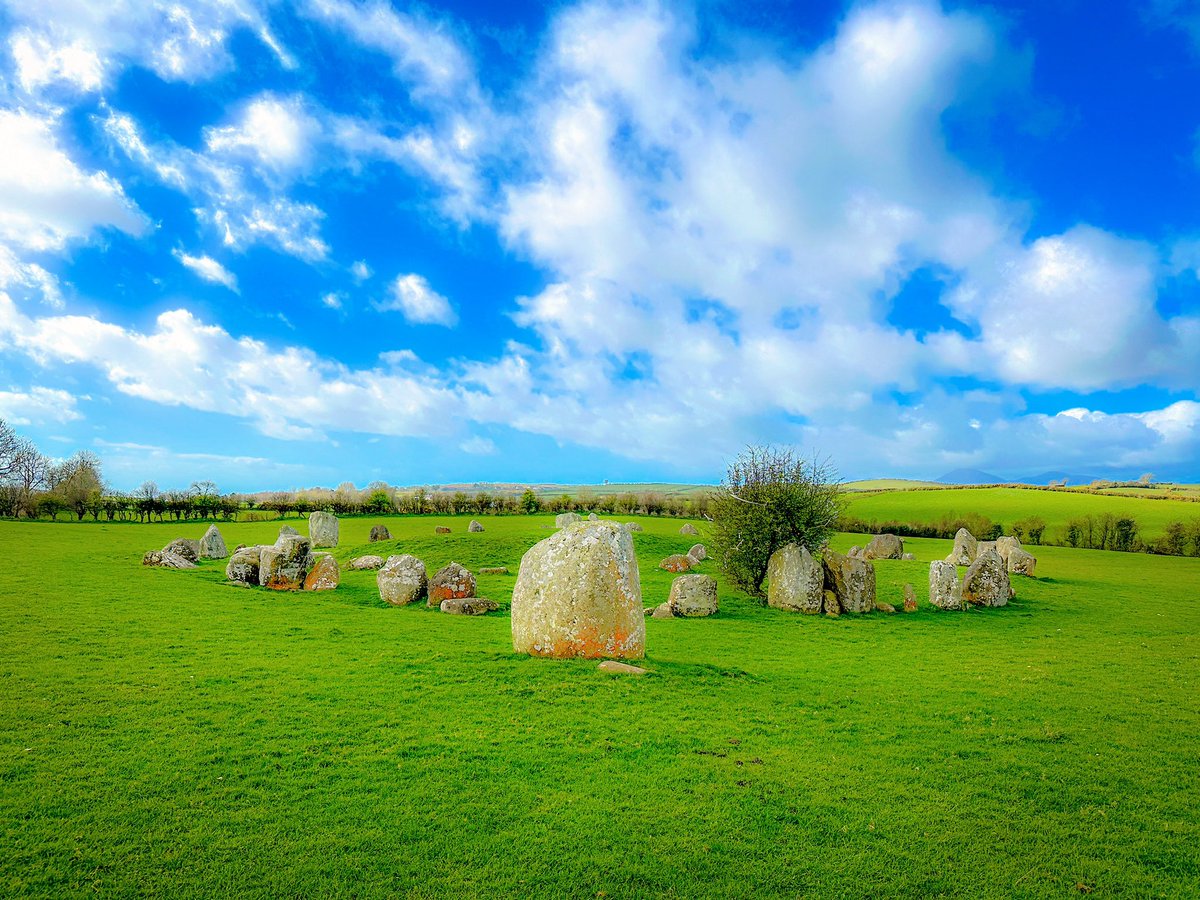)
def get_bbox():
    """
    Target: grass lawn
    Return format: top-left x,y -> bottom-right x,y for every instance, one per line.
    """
844,486 -> 1200,543
2,515 -> 1198,897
